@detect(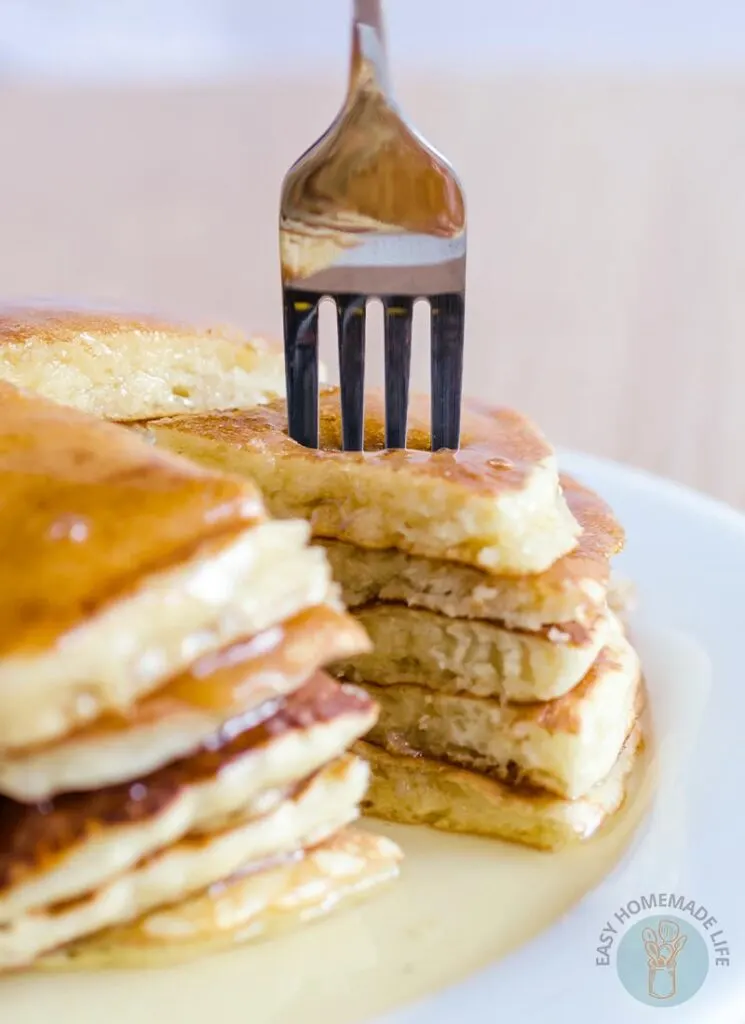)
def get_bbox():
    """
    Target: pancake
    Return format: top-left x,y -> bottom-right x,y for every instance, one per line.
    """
0,384 -> 337,752
323,474 -> 623,631
39,828 -> 402,970
334,604 -> 611,703
361,621 -> 641,799
0,605 -> 369,801
0,306 -> 285,421
356,724 -> 643,850
150,388 -> 580,574
0,677 -> 375,923
0,754 -> 367,971
0,519 -> 334,753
